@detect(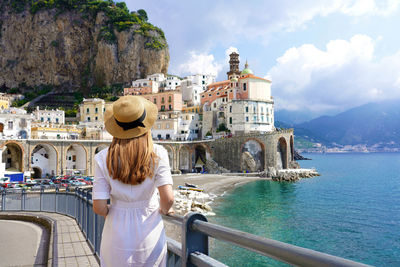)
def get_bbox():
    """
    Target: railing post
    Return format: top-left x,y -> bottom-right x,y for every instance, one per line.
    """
55,187 -> 59,212
1,189 -> 6,211
66,187 -> 69,215
182,212 -> 208,267
86,189 -> 91,241
21,189 -> 25,210
40,187 -> 44,211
